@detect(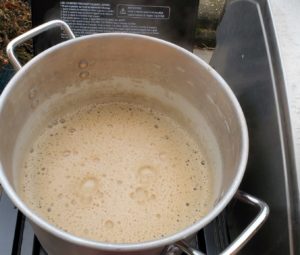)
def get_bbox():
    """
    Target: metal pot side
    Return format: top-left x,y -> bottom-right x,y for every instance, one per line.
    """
0,33 -> 248,254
